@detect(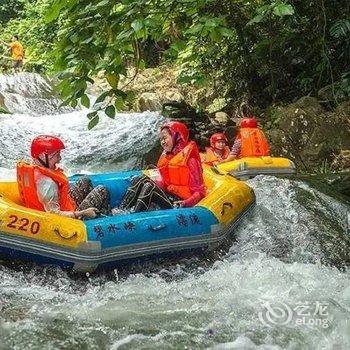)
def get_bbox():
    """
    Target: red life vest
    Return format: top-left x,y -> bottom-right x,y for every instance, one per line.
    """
201,146 -> 230,166
238,128 -> 270,157
157,141 -> 201,200
16,161 -> 76,212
